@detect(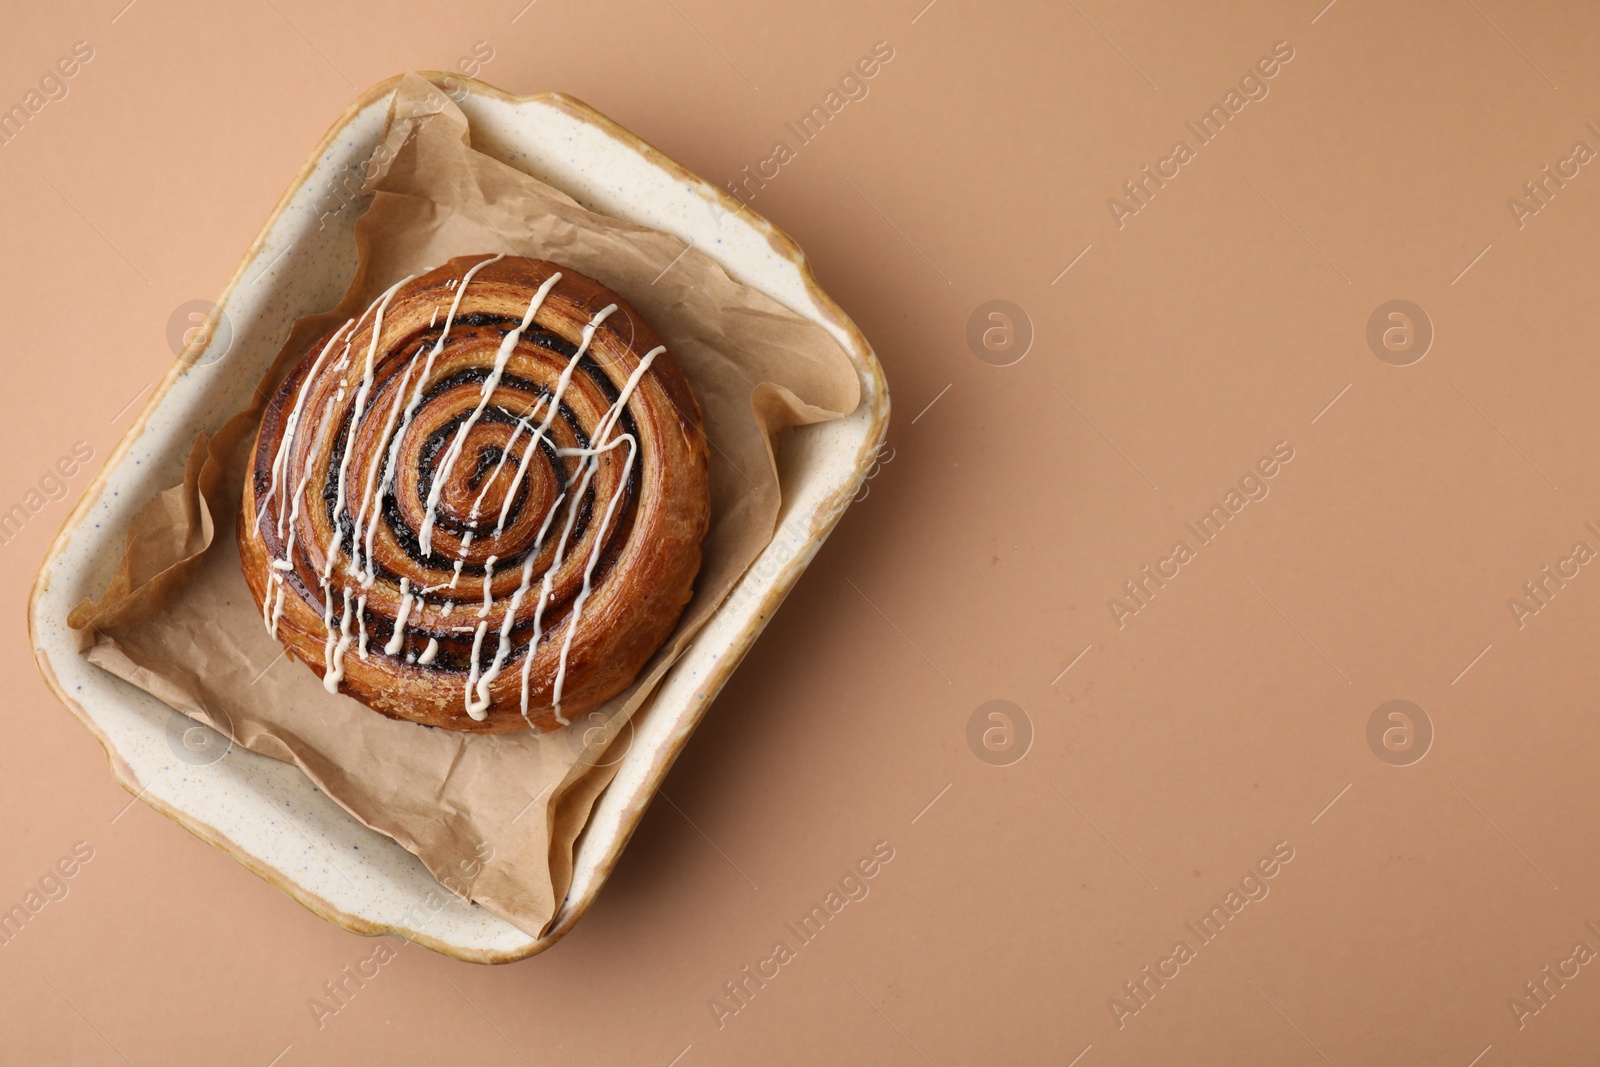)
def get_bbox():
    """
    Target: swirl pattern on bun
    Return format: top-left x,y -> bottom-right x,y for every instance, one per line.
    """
240,254 -> 710,733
